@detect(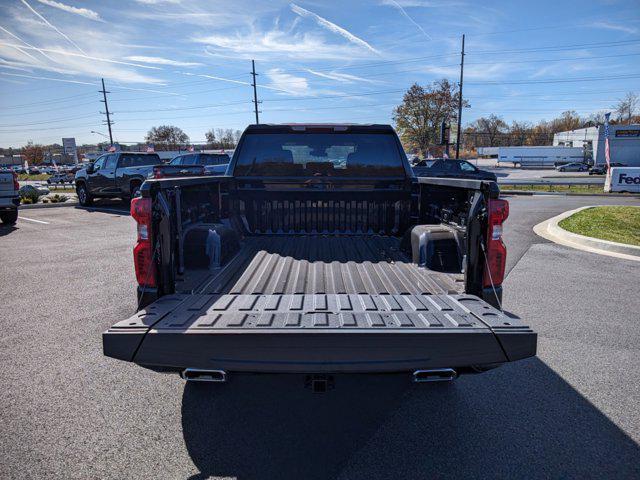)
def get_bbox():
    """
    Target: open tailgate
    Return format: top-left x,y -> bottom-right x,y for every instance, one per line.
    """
104,293 -> 536,373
